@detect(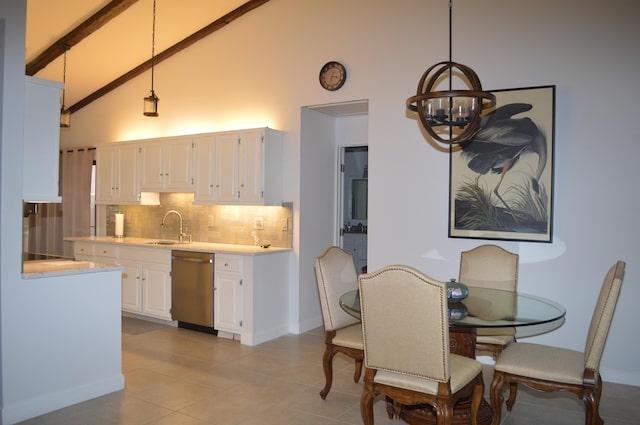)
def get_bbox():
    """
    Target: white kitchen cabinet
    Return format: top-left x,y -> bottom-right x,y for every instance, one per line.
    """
140,137 -> 193,192
214,255 -> 243,334
193,134 -> 218,203
119,246 -> 172,320
95,143 -> 140,204
193,128 -> 283,205
119,259 -> 142,313
23,76 -> 63,202
73,242 -> 94,261
73,241 -> 171,320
